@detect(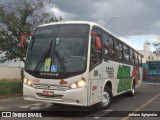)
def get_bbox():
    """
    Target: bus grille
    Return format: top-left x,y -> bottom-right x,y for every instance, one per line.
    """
33,84 -> 67,91
36,93 -> 63,99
